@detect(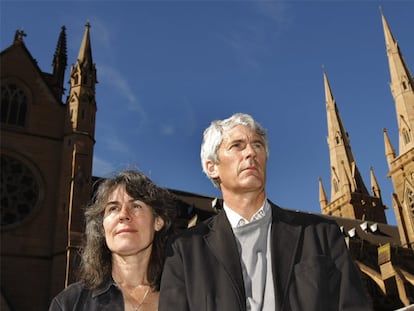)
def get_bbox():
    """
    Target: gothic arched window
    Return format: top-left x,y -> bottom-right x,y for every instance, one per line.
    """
1,83 -> 27,126
407,188 -> 414,217
333,179 -> 339,193
402,128 -> 411,145
335,133 -> 341,145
